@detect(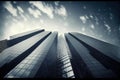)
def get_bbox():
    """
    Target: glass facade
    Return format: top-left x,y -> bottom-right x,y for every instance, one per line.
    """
5,32 -> 57,78
0,31 -> 50,67
65,33 -> 118,78
0,30 -> 119,78
57,35 -> 75,78
8,29 -> 44,47
10,29 -> 44,40
69,33 -> 120,77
